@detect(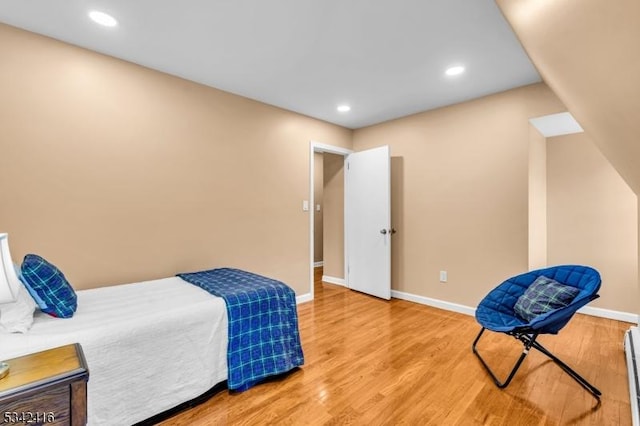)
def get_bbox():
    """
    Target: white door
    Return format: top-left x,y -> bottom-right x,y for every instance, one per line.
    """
345,145 -> 391,300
